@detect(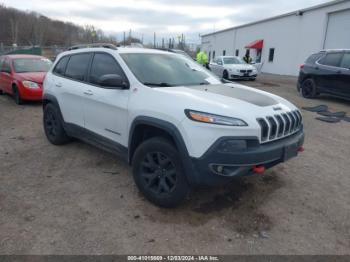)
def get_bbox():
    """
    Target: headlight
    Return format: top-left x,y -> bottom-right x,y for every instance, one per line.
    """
22,80 -> 39,89
185,110 -> 248,126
